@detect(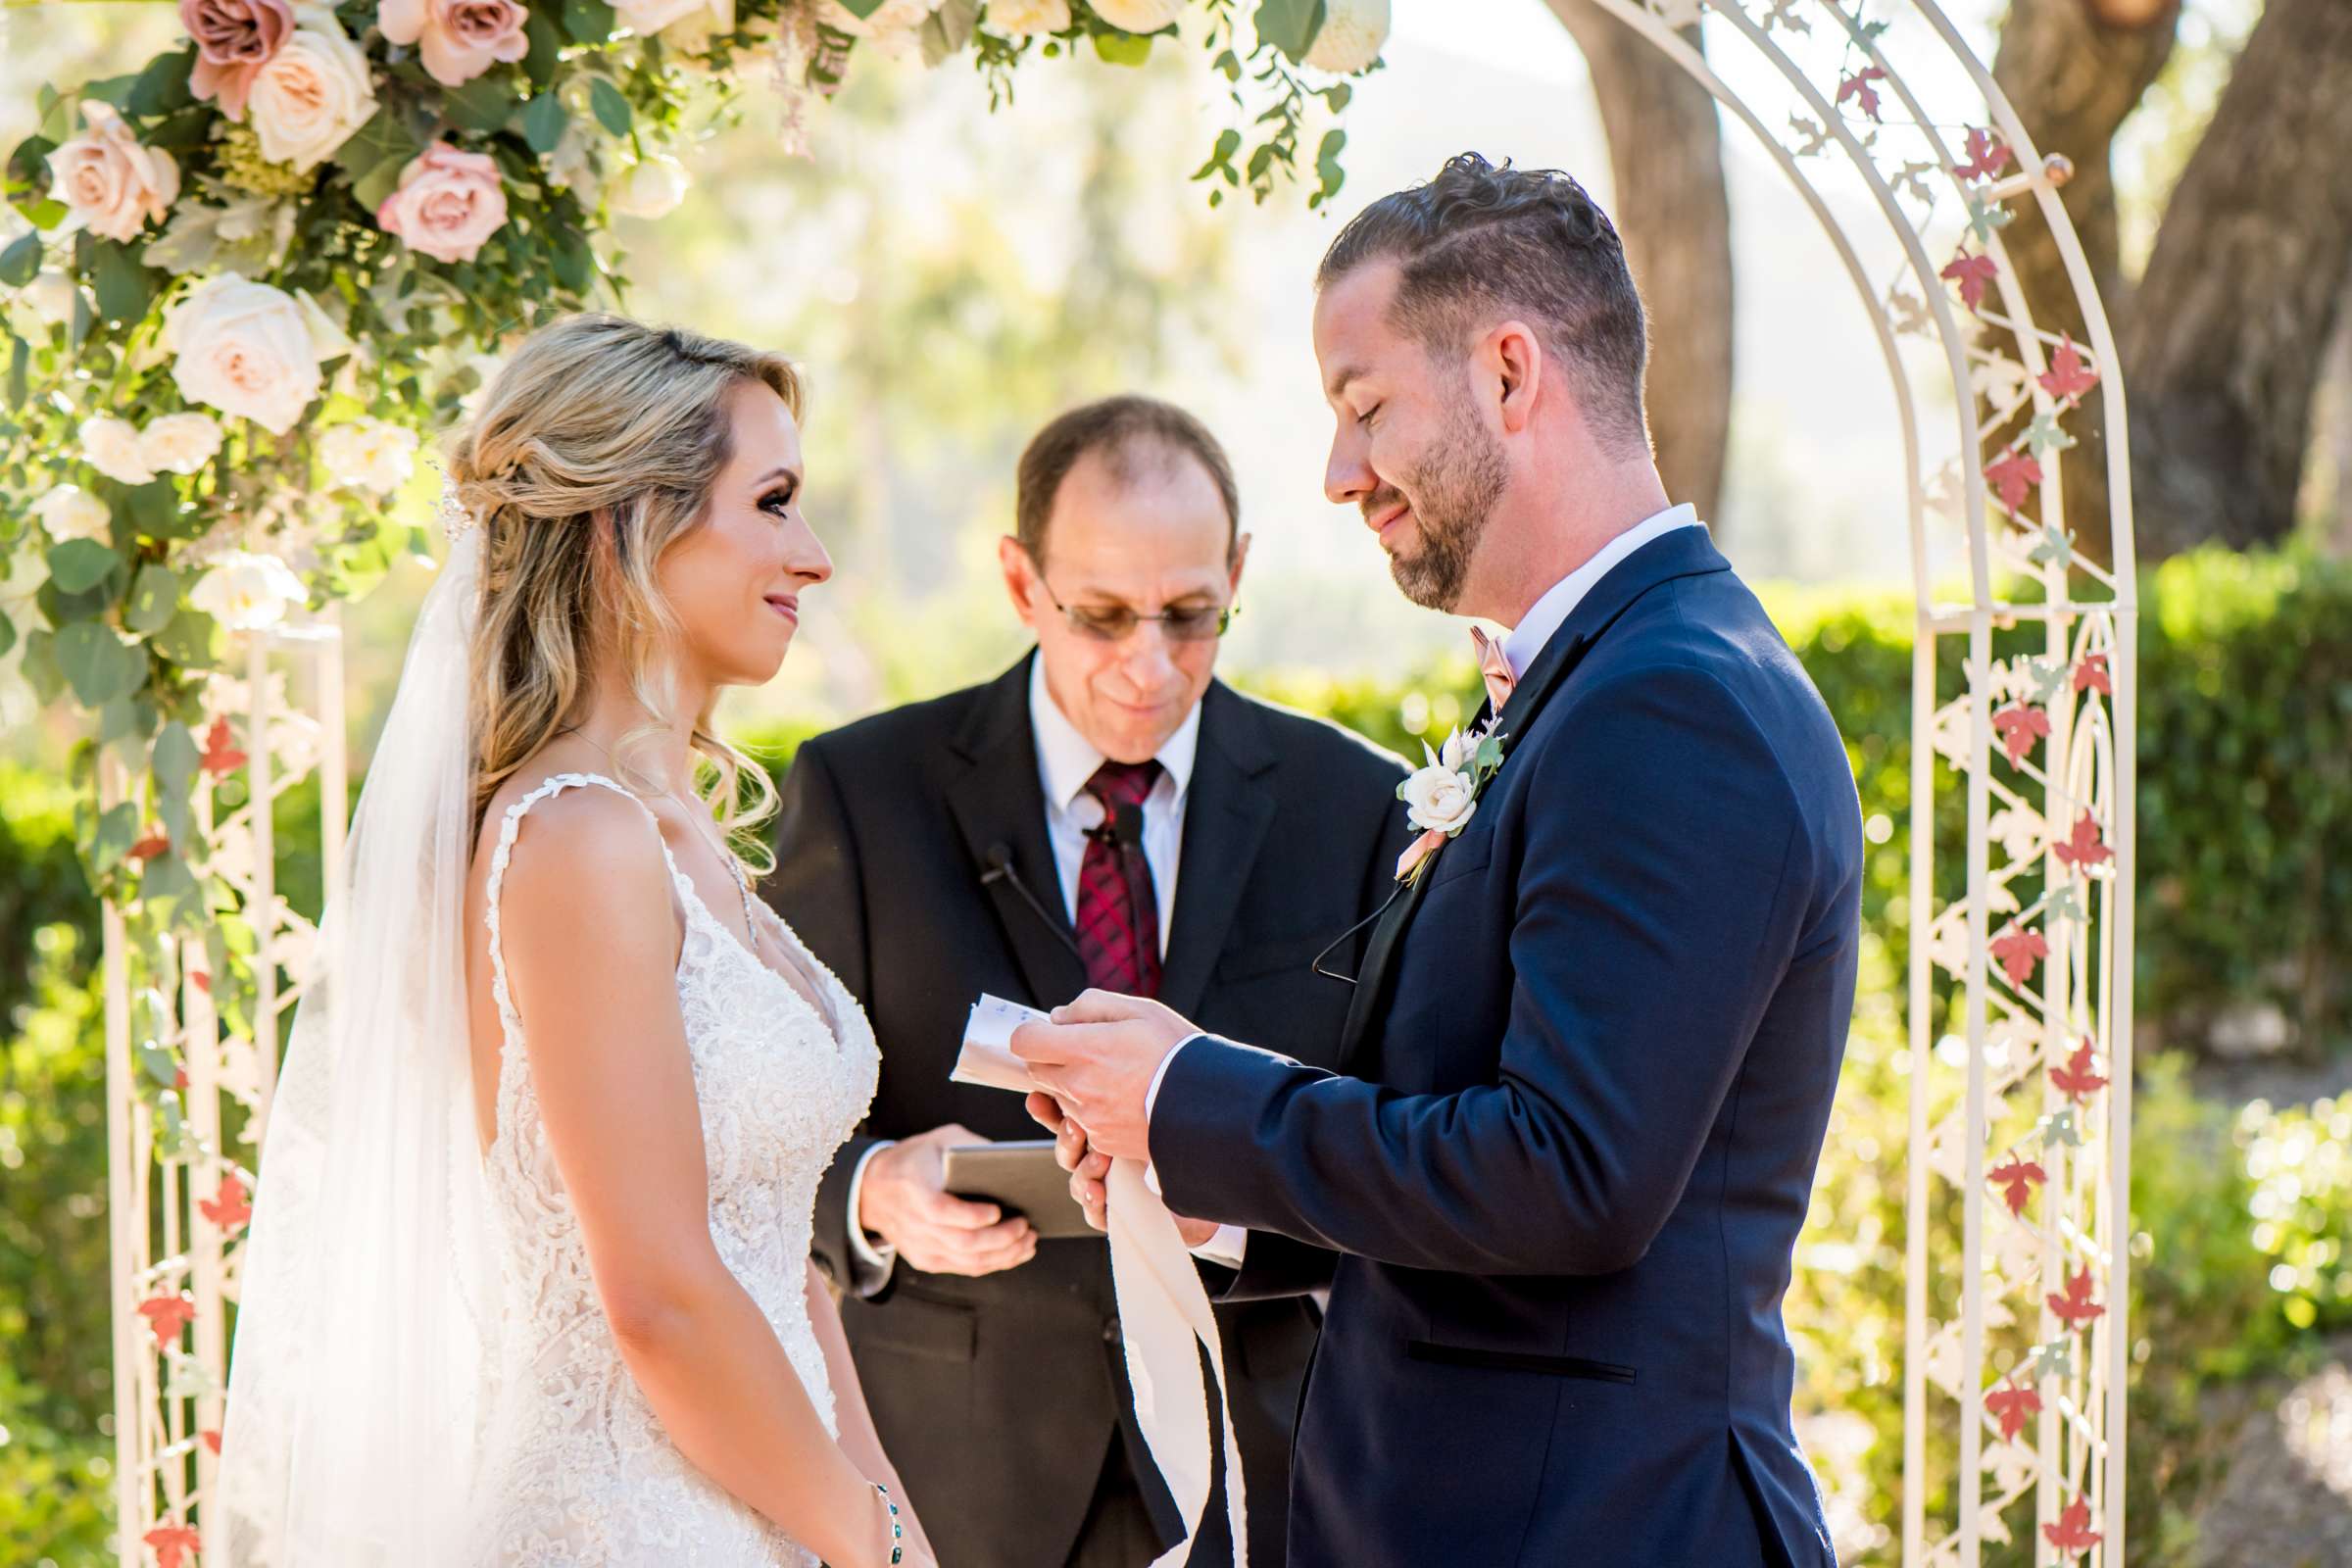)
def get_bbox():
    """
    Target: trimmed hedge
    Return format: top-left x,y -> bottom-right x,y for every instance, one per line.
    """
1229,545 -> 2352,1060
